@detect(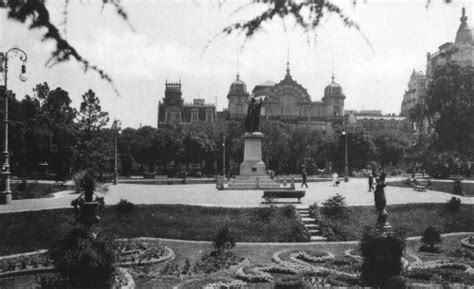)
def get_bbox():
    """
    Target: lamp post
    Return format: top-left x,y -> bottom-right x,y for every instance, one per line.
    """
412,138 -> 416,178
0,47 -> 28,204
113,119 -> 121,185
342,130 -> 349,182
222,136 -> 226,178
